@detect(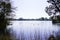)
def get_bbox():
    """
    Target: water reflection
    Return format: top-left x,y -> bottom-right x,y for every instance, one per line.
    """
7,21 -> 60,40
55,29 -> 60,40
